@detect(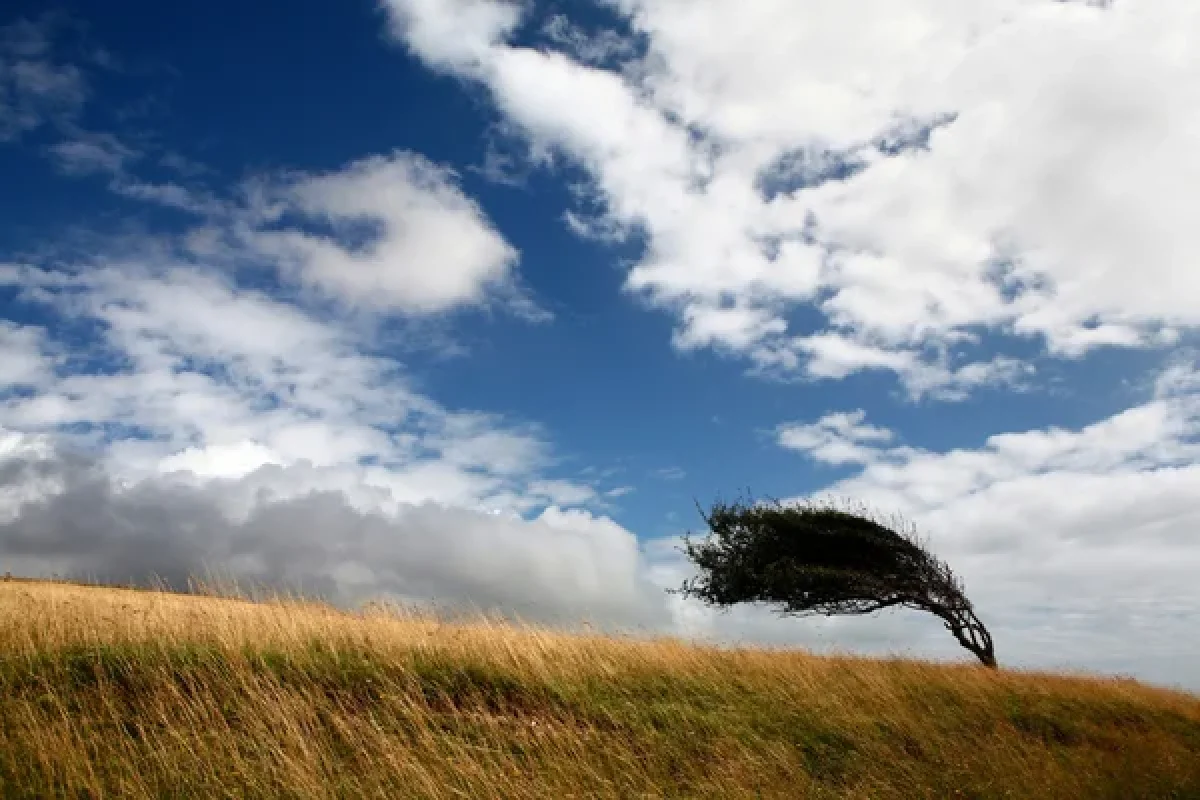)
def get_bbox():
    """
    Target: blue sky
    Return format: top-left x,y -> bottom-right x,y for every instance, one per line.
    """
2,0 -> 1199,688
